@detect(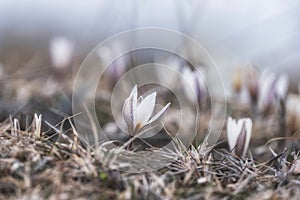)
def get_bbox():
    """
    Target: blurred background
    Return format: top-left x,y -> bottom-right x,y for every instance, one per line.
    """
1,0 -> 300,83
0,0 -> 300,124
